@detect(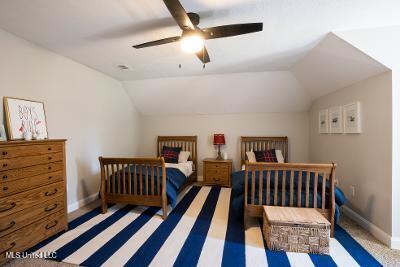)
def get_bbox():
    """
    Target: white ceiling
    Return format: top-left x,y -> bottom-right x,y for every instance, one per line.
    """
292,33 -> 389,100
124,71 -> 311,115
124,33 -> 388,115
0,0 -> 399,80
